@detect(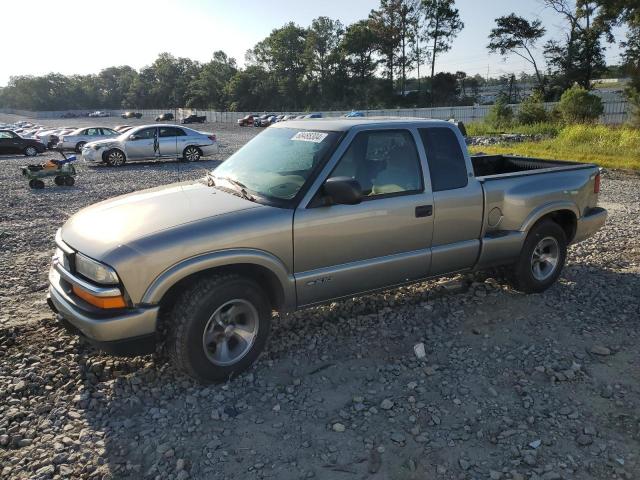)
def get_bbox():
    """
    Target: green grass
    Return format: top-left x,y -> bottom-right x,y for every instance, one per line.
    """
466,121 -> 561,137
468,123 -> 640,170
